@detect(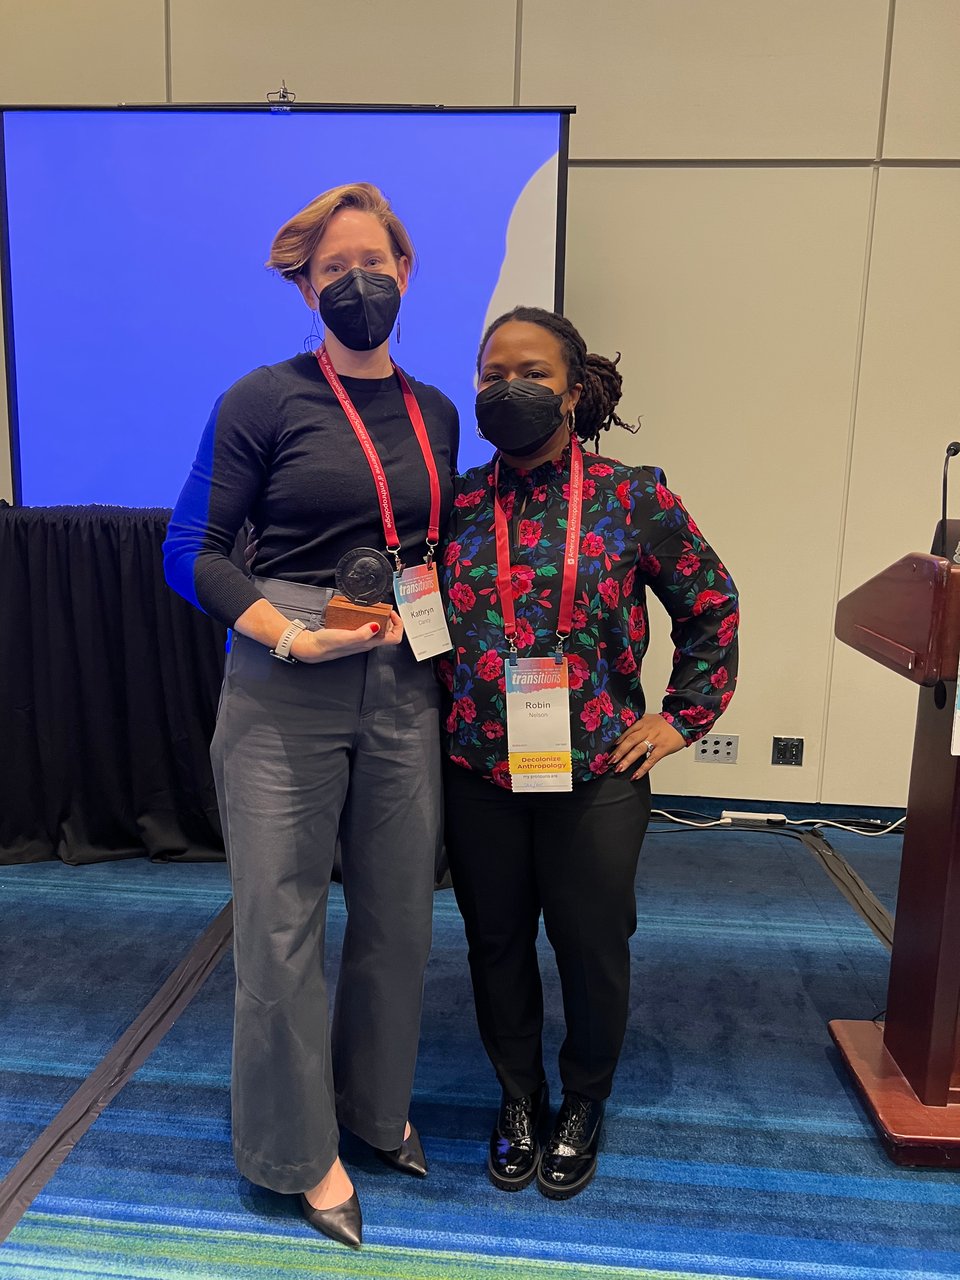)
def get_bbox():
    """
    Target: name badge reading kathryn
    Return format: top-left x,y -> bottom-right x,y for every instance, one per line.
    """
393,563 -> 453,662
505,657 -> 573,792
